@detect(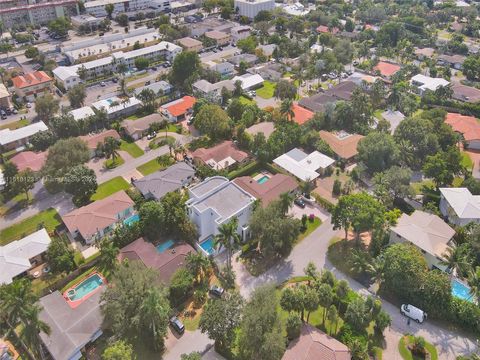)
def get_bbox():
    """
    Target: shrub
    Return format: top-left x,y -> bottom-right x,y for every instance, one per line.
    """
333,179 -> 342,196
169,268 -> 195,305
193,289 -> 207,308
286,313 -> 302,340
